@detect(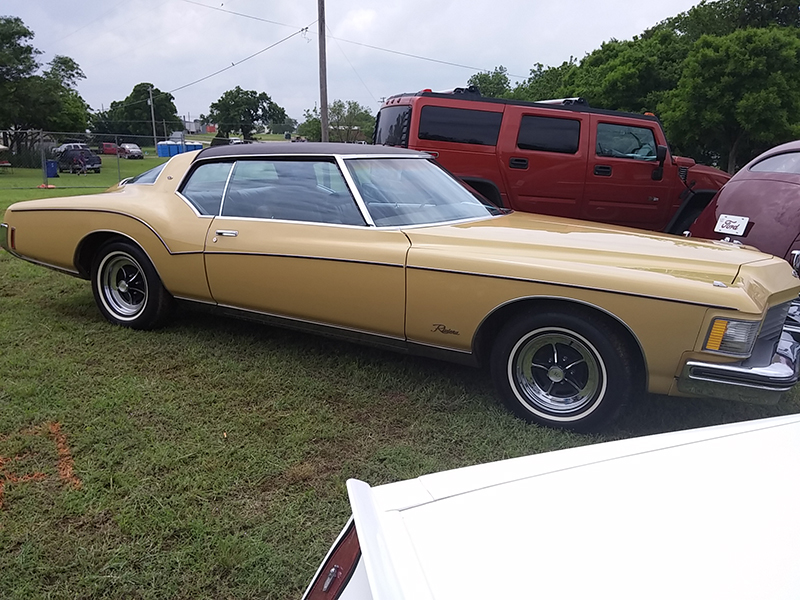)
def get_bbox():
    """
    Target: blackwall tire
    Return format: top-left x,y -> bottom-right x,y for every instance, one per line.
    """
91,240 -> 172,330
490,309 -> 636,431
